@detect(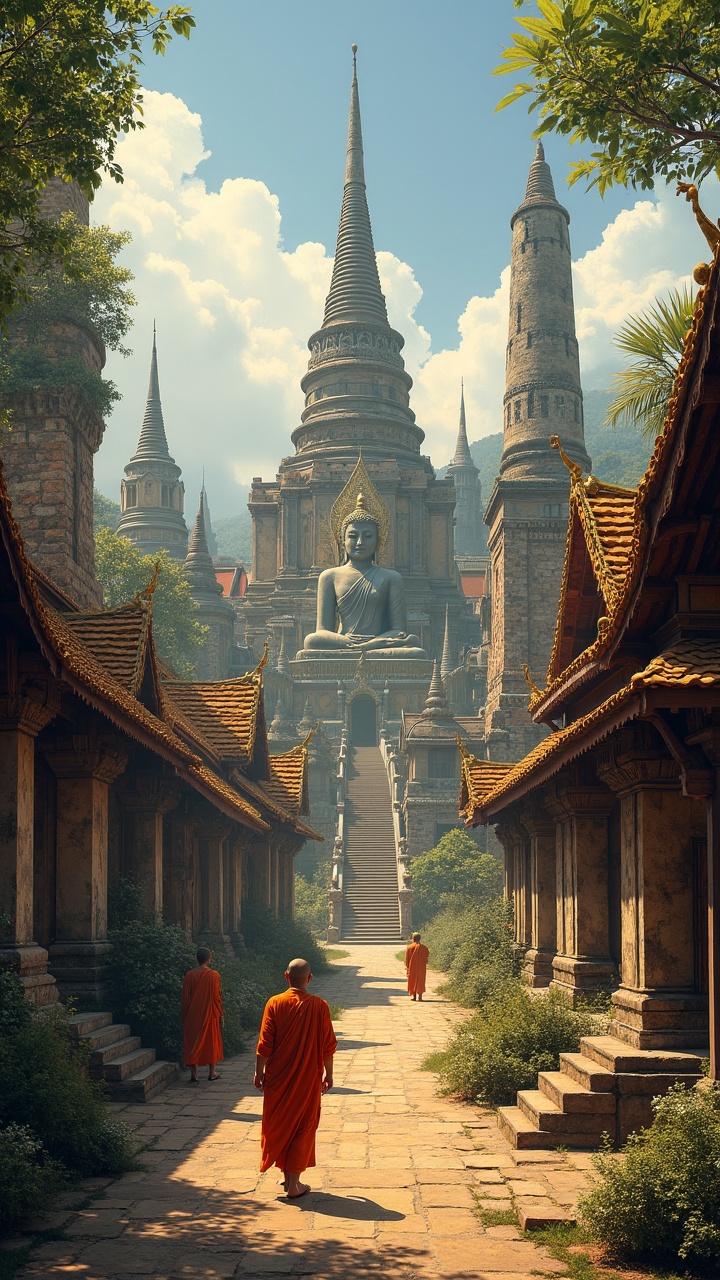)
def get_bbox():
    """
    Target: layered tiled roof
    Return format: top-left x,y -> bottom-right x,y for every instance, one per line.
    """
163,664 -> 265,766
463,641 -> 720,823
266,736 -> 311,816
